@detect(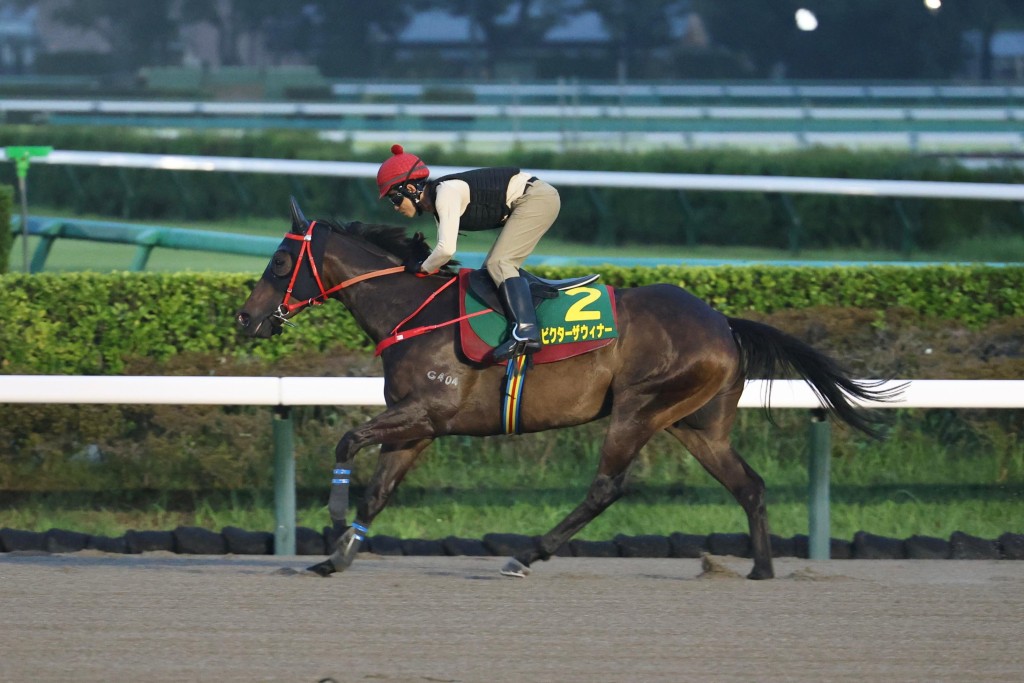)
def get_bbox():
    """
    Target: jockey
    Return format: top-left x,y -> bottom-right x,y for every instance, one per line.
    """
376,144 -> 561,361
